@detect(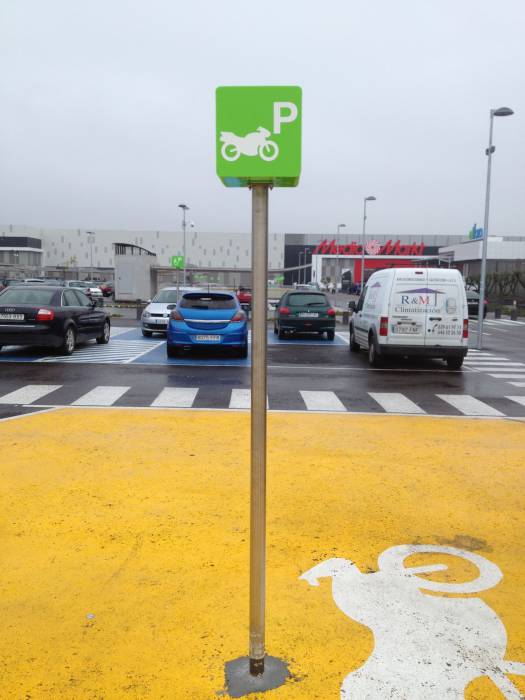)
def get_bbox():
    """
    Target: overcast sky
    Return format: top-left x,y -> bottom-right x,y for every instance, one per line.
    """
1,0 -> 524,239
